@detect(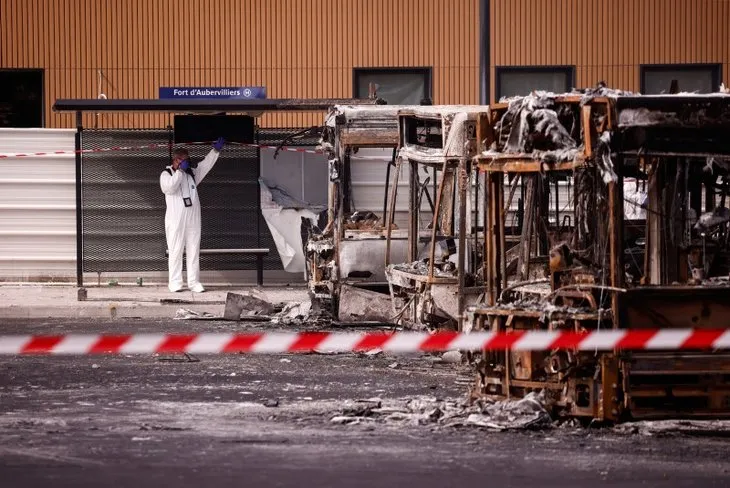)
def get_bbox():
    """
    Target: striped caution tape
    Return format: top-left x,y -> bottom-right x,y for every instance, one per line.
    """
1,329 -> 729,355
0,140 -> 322,159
